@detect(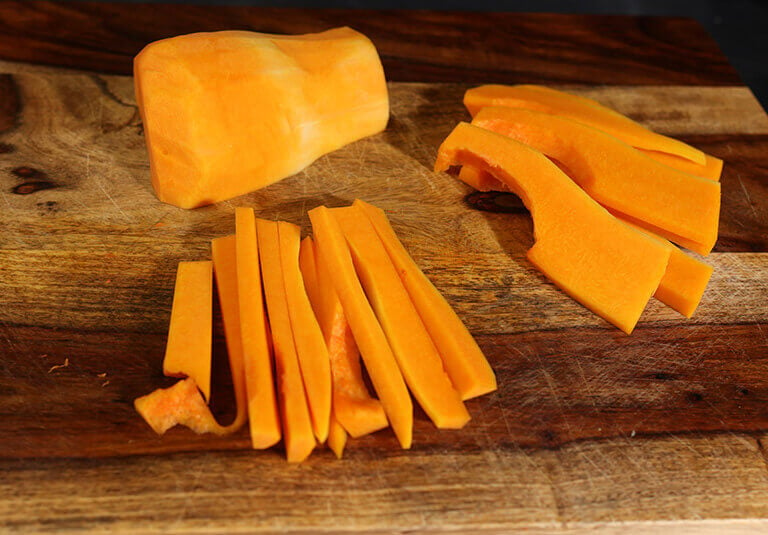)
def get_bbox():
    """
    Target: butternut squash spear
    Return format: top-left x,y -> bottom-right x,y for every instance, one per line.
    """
299,236 -> 389,438
308,205 -> 413,448
278,221 -> 332,443
235,207 -> 281,449
331,206 -> 470,429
